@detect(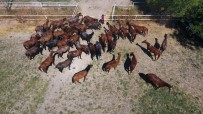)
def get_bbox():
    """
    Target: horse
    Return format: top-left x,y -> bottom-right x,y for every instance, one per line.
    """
103,27 -> 113,44
73,41 -> 89,55
79,30 -> 94,43
103,52 -> 121,72
38,51 -> 55,73
87,21 -> 101,30
68,12 -> 83,26
38,30 -> 54,49
67,49 -> 83,59
99,33 -> 108,52
82,16 -> 98,24
23,36 -> 38,50
94,41 -> 102,60
55,57 -> 73,72
129,52 -> 137,74
160,34 -> 168,54
43,18 -> 49,31
54,45 -> 70,58
45,38 -> 59,51
102,54 -> 115,71
56,34 -> 71,48
72,64 -> 93,84
145,73 -> 172,92
25,42 -> 43,60
142,40 -> 161,61
106,22 -> 119,39
49,18 -> 67,30
117,20 -> 129,39
127,23 -> 137,43
129,22 -> 148,36
107,37 -> 117,53
88,42 -> 96,60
